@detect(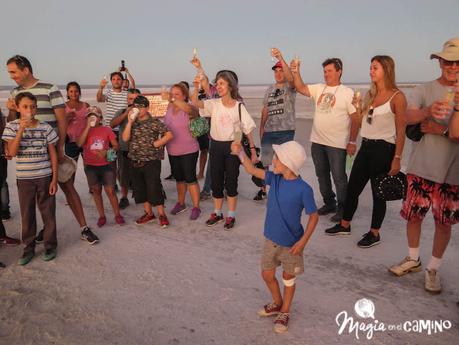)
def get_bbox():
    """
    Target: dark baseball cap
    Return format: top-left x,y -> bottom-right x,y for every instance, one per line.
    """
133,95 -> 150,108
